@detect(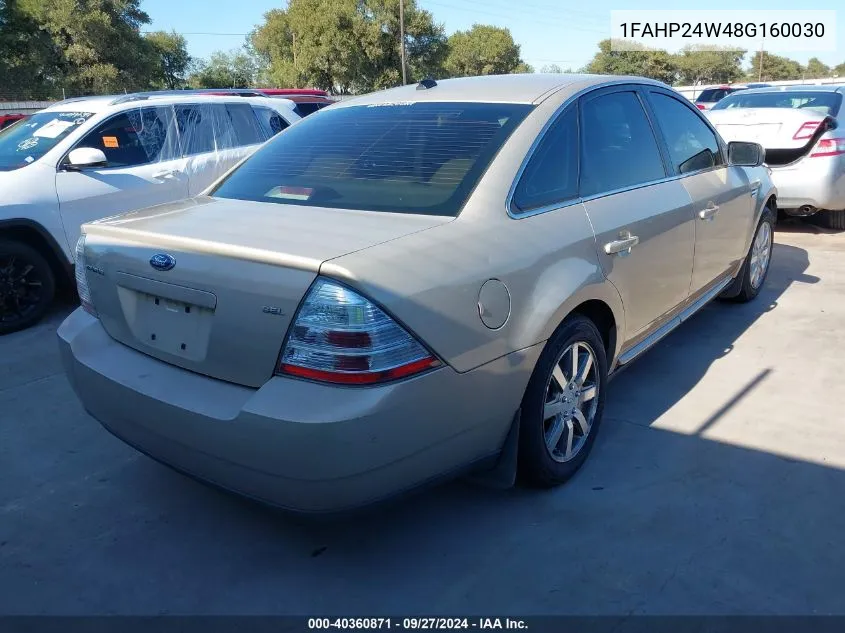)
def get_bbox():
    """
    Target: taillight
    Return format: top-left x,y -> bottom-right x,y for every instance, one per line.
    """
793,121 -> 823,141
74,235 -> 97,317
277,278 -> 440,385
810,137 -> 845,158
